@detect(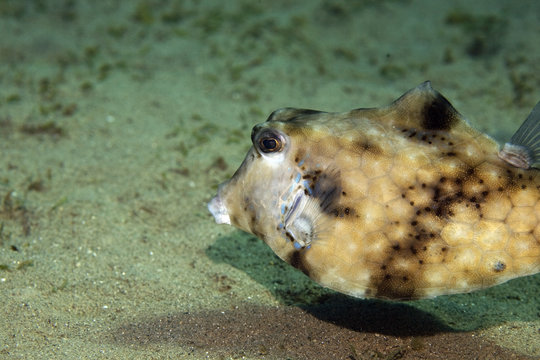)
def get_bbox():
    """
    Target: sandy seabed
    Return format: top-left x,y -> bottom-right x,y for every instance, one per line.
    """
0,1 -> 538,359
